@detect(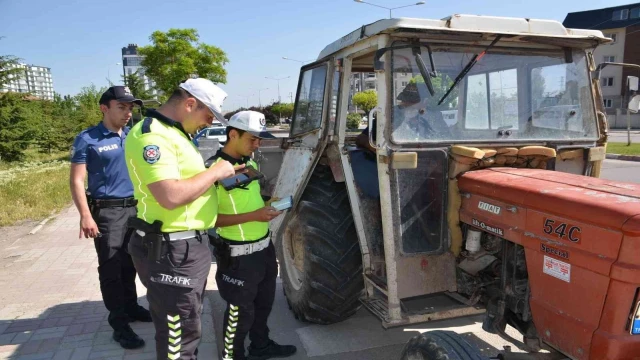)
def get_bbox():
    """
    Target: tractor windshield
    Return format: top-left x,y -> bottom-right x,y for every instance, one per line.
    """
389,45 -> 597,144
